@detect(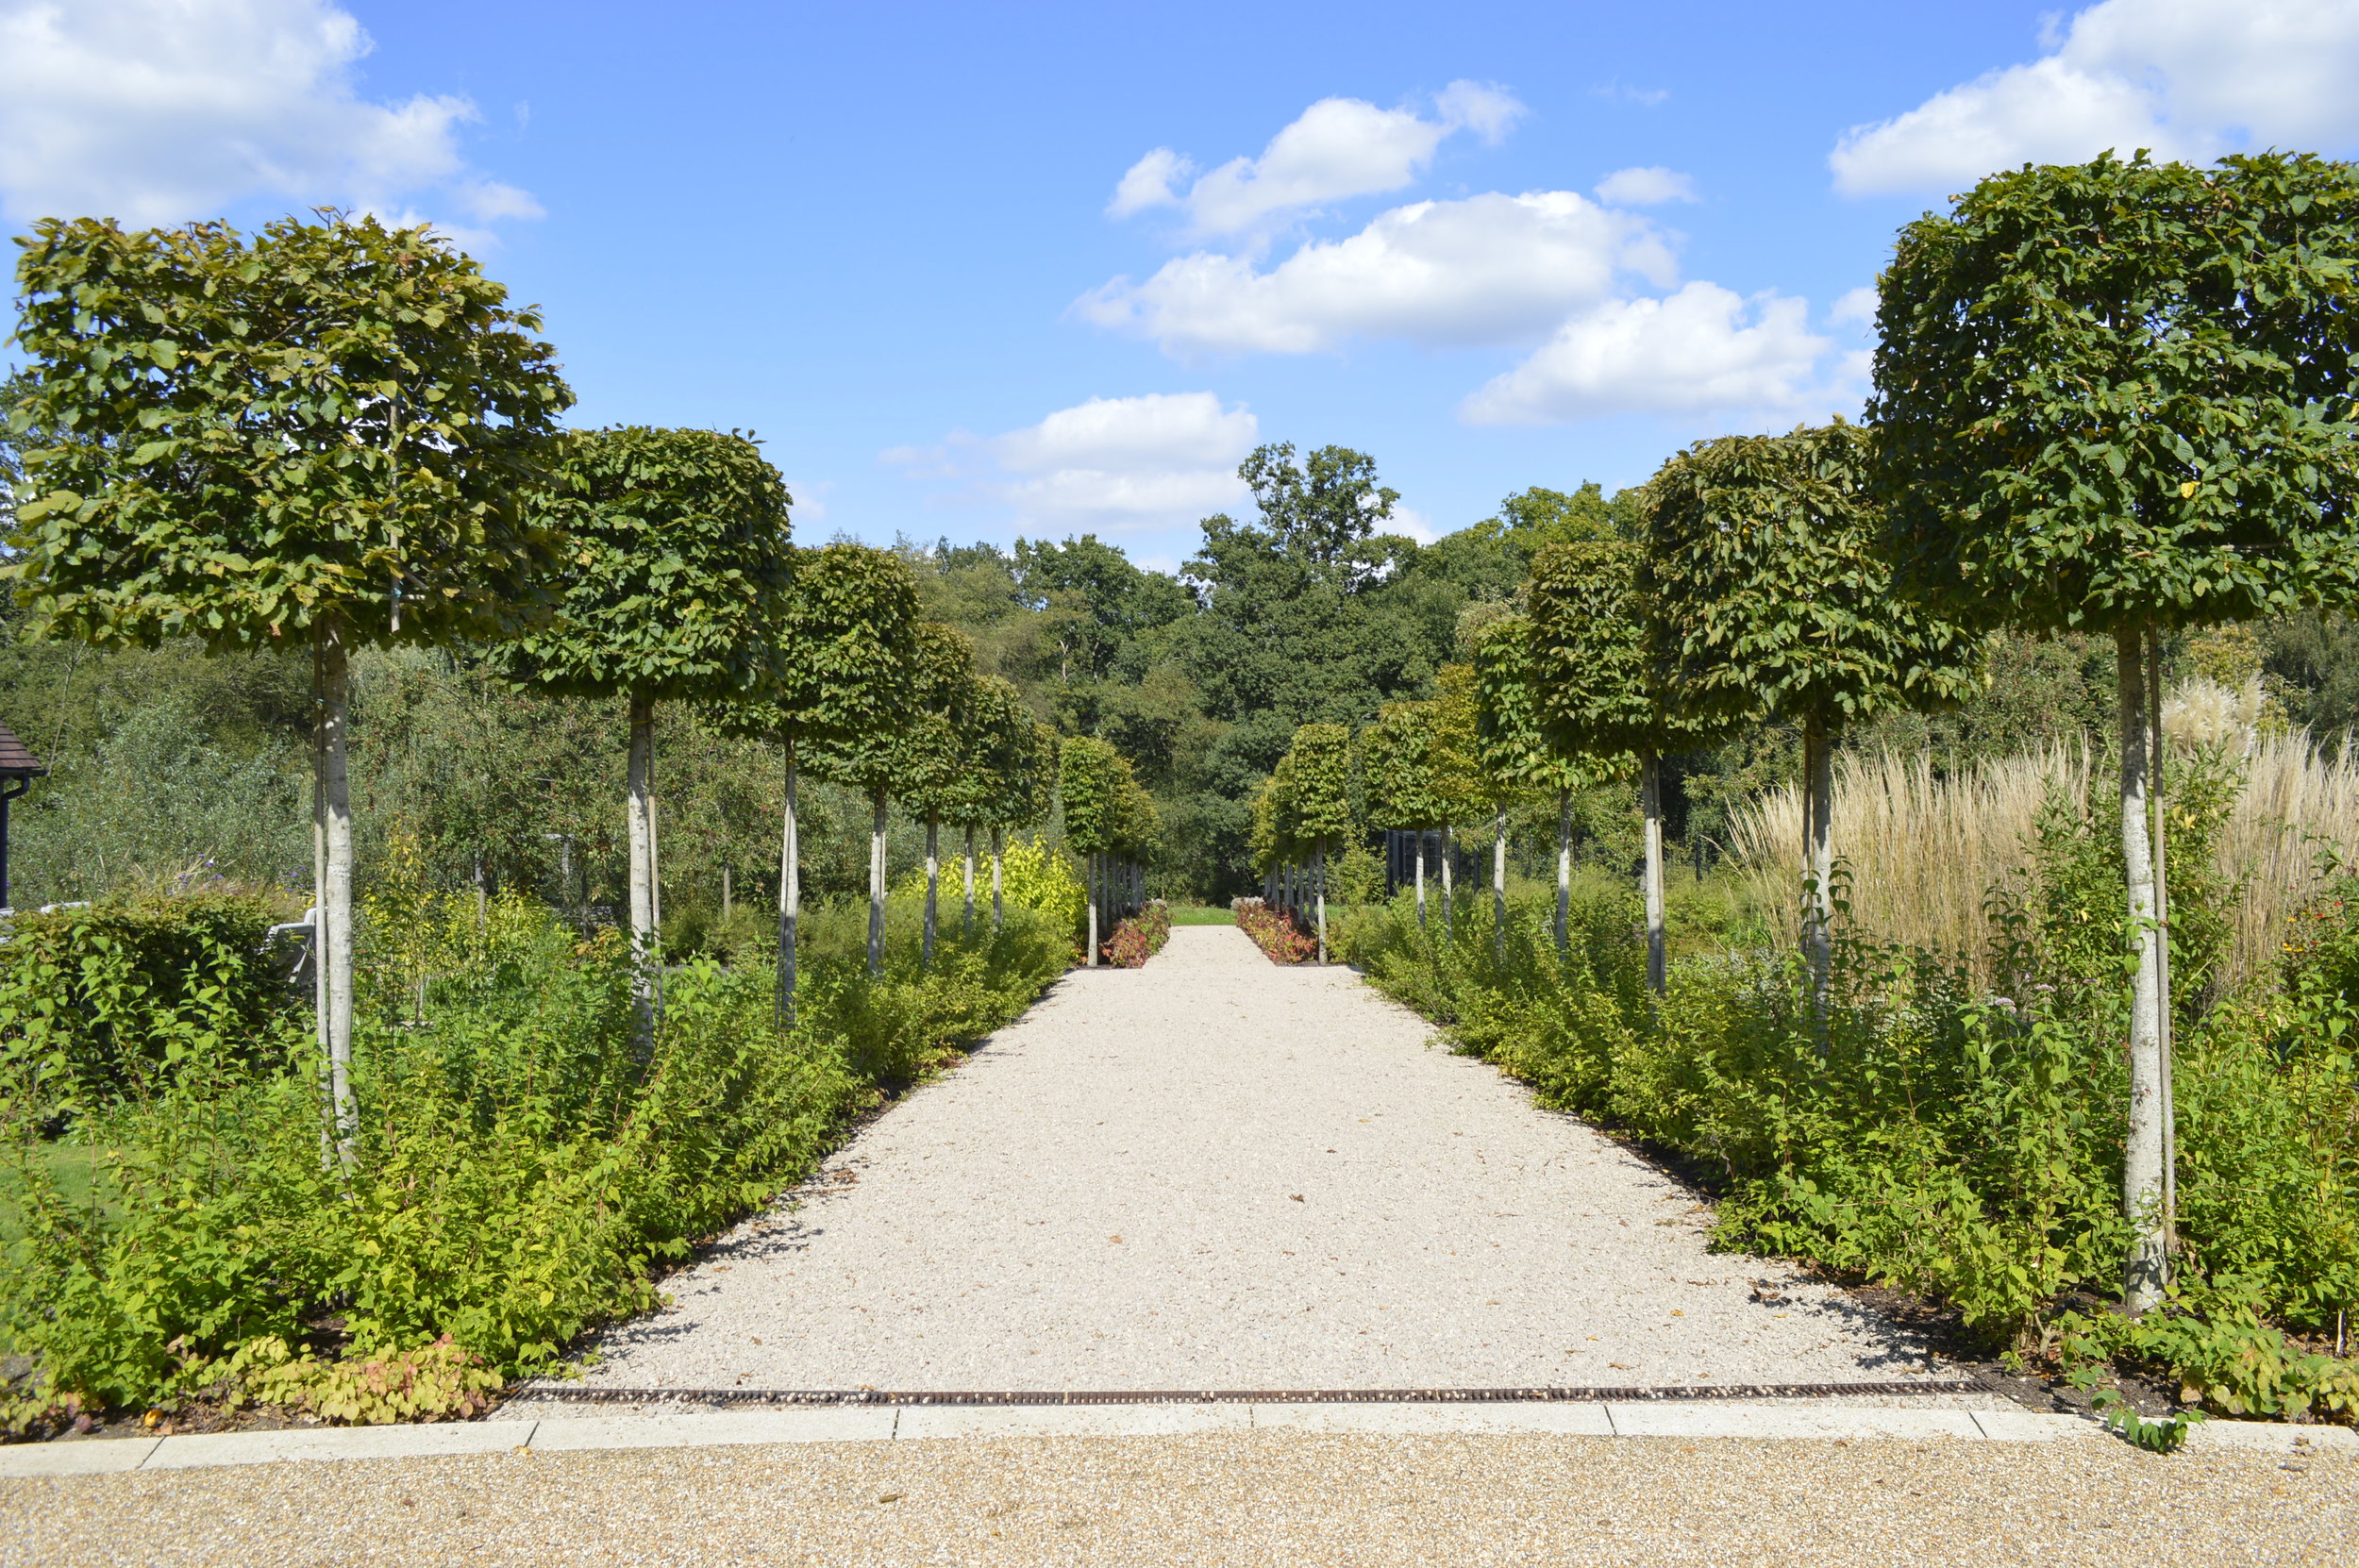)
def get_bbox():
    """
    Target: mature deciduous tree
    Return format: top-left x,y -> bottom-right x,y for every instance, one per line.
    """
5,212 -> 572,1162
1871,150 -> 2359,1309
